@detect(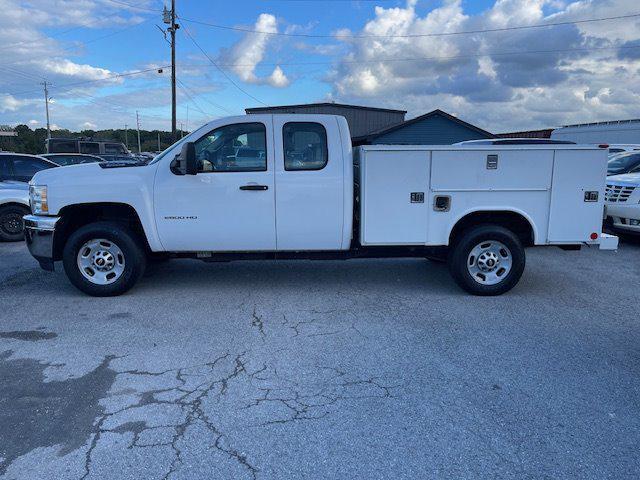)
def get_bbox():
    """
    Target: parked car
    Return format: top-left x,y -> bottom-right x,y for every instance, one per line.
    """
0,153 -> 58,183
0,180 -> 29,241
607,152 -> 640,176
606,144 -> 640,156
455,138 -> 575,145
605,166 -> 640,236
23,114 -> 617,297
41,153 -> 104,166
46,137 -> 131,157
